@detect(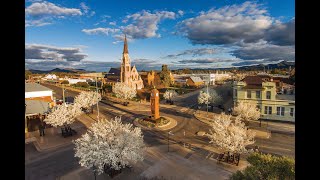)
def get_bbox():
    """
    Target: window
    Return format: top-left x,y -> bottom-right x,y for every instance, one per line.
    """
277,107 -> 285,116
266,91 -> 271,99
290,108 -> 295,117
264,106 -> 272,115
256,91 -> 261,99
247,90 -> 251,98
126,67 -> 129,71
